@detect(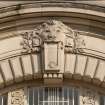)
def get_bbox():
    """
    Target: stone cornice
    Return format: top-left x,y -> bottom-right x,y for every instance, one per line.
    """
0,2 -> 105,37
0,2 -> 105,13
0,2 -> 105,22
